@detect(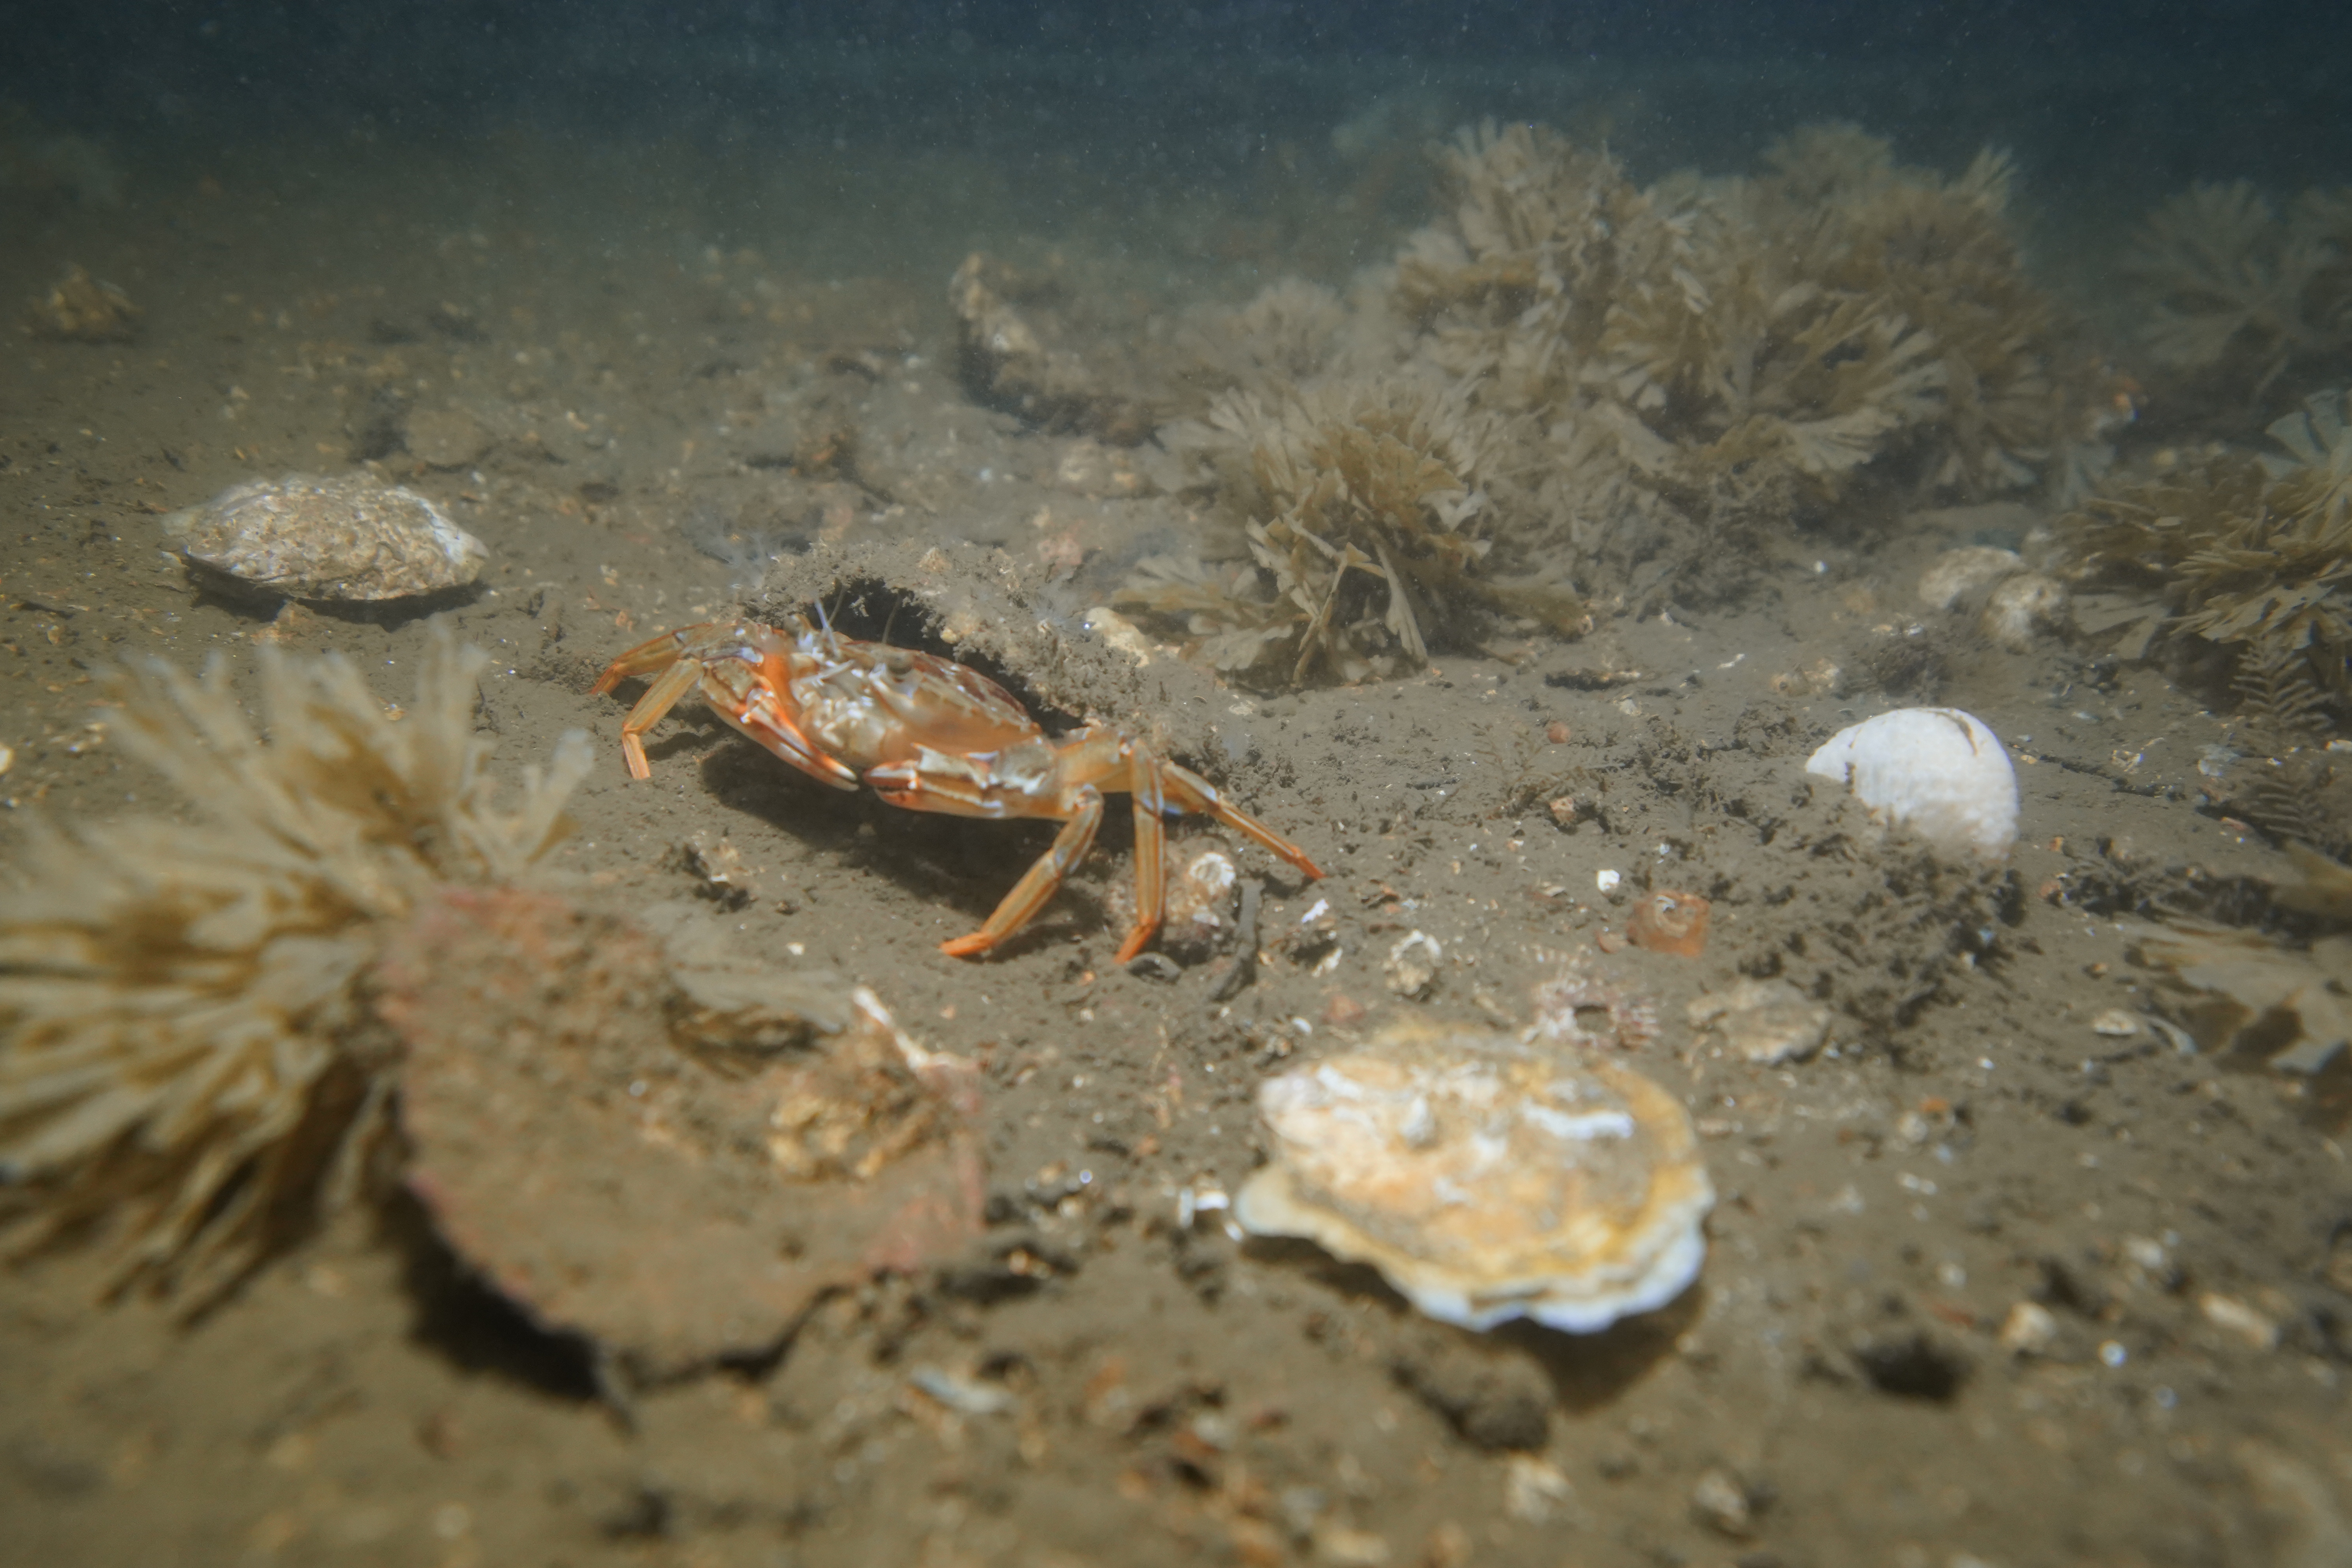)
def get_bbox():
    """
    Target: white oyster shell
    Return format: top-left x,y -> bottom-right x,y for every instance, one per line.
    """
164,471 -> 488,601
1236,1020 -> 1712,1333
1805,706 -> 2019,861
